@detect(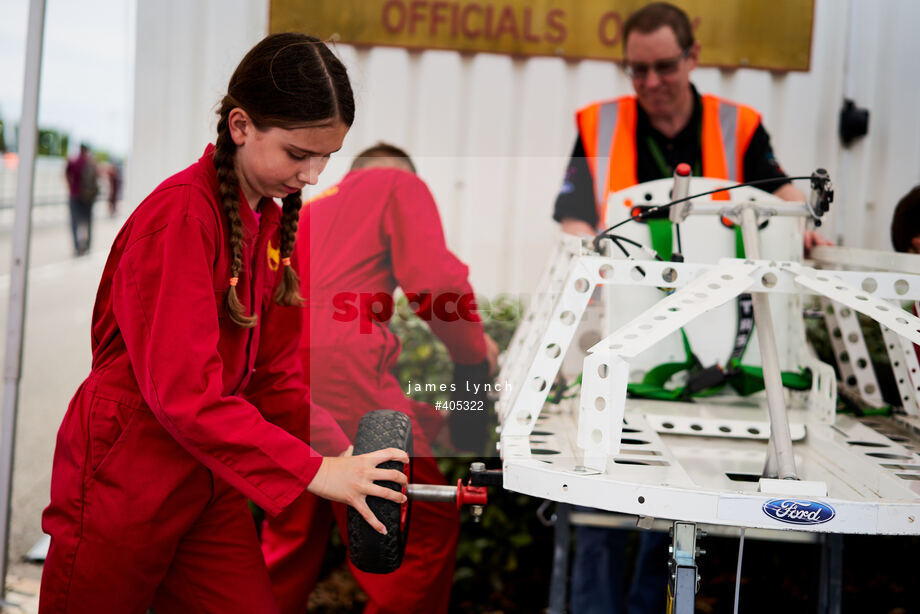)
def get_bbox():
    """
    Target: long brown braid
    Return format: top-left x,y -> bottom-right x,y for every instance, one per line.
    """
214,33 -> 355,326
214,101 -> 258,327
274,192 -> 304,306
